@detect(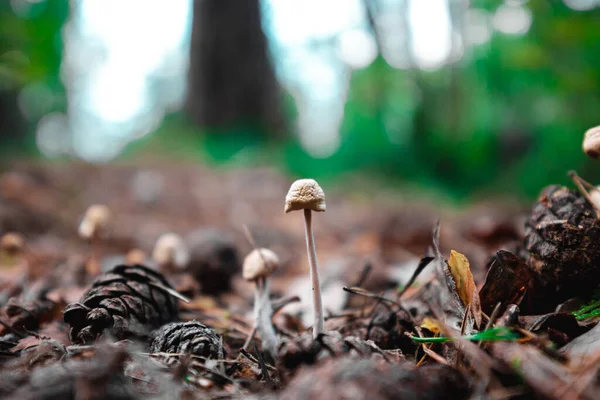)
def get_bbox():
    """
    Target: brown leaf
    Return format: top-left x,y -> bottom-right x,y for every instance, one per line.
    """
448,250 -> 482,327
11,336 -> 42,352
494,342 -> 598,400
560,323 -> 600,369
479,250 -> 533,315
